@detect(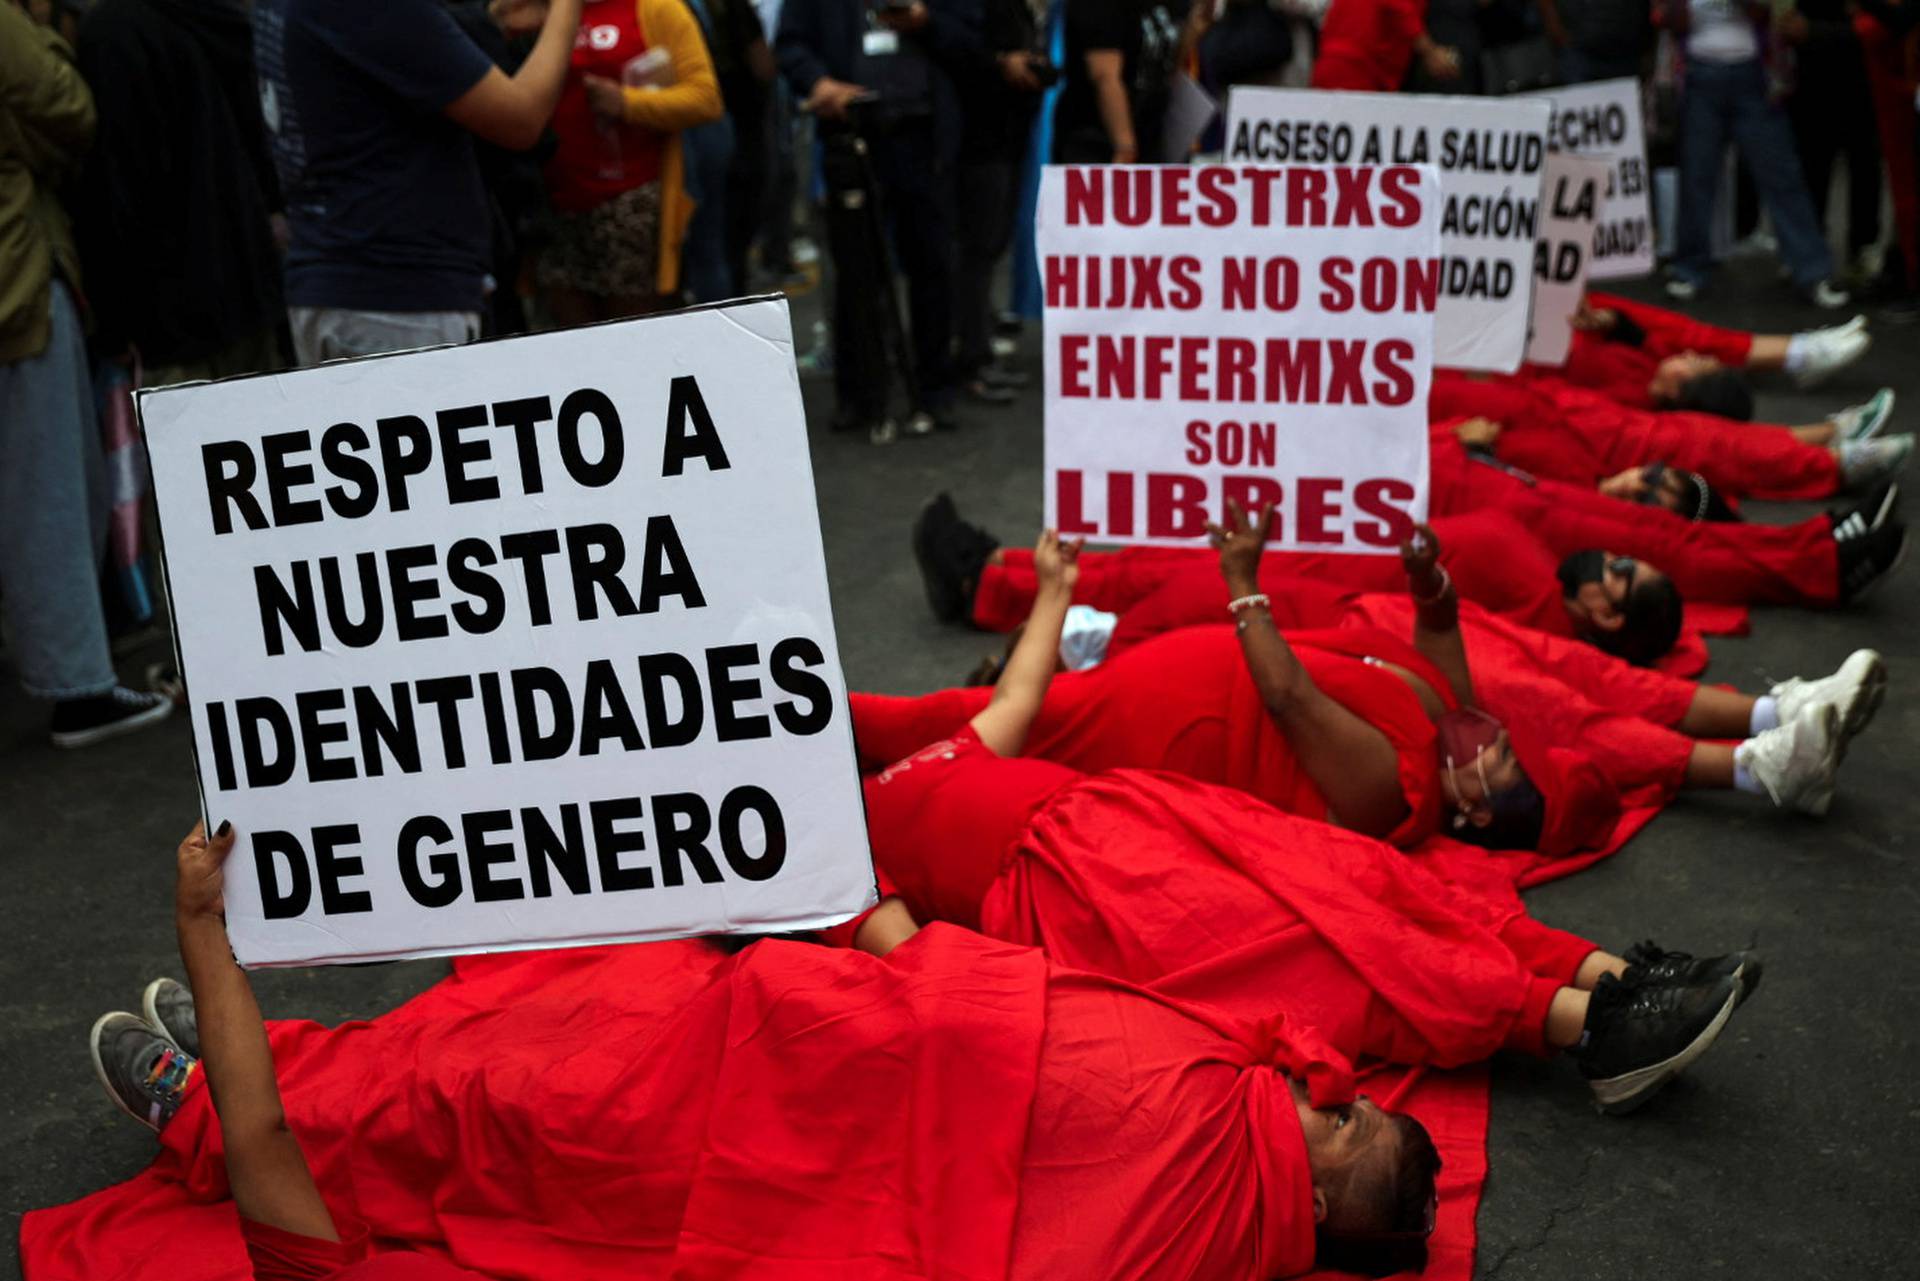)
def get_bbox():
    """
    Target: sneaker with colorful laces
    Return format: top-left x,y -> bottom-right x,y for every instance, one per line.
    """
1829,388 -> 1895,443
142,976 -> 200,1057
91,1011 -> 198,1132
